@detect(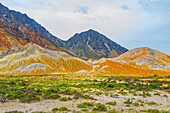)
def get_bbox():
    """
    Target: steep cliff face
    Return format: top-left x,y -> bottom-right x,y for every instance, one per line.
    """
66,29 -> 128,59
